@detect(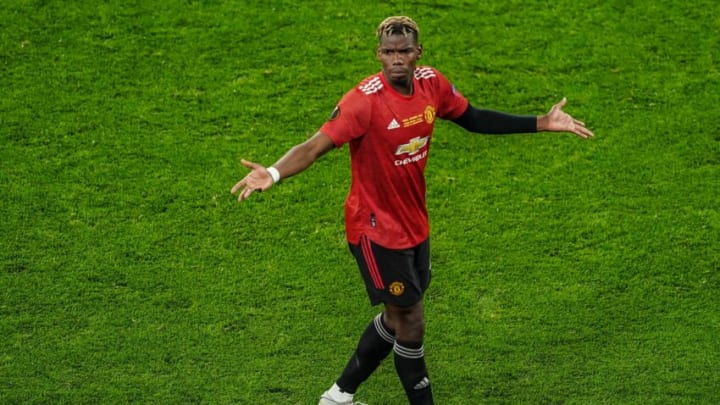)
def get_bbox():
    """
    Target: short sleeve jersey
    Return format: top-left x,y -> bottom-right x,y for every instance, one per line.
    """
320,66 -> 468,249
